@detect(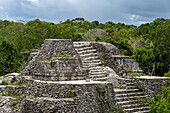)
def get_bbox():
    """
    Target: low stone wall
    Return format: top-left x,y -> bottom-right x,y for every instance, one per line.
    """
22,98 -> 76,113
17,76 -> 117,113
1,86 -> 26,96
133,76 -> 170,98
